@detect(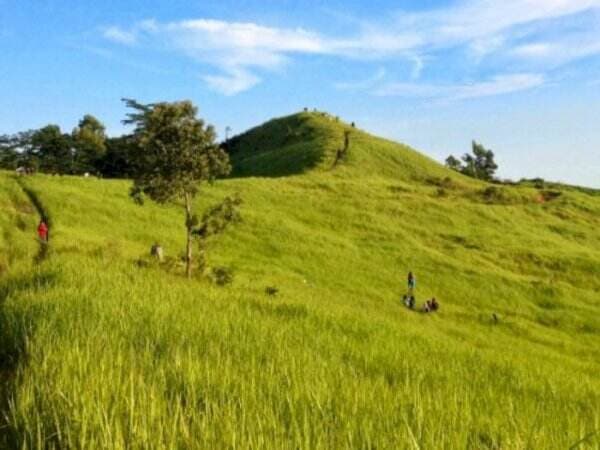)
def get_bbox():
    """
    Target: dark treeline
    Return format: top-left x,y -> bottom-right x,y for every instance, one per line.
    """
0,114 -> 138,178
